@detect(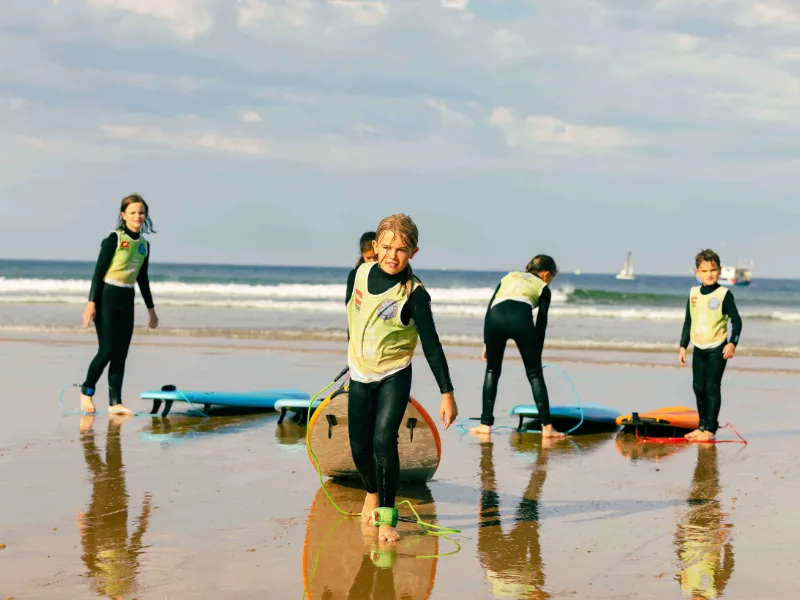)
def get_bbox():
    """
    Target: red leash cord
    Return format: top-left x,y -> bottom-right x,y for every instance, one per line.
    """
634,422 -> 747,445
